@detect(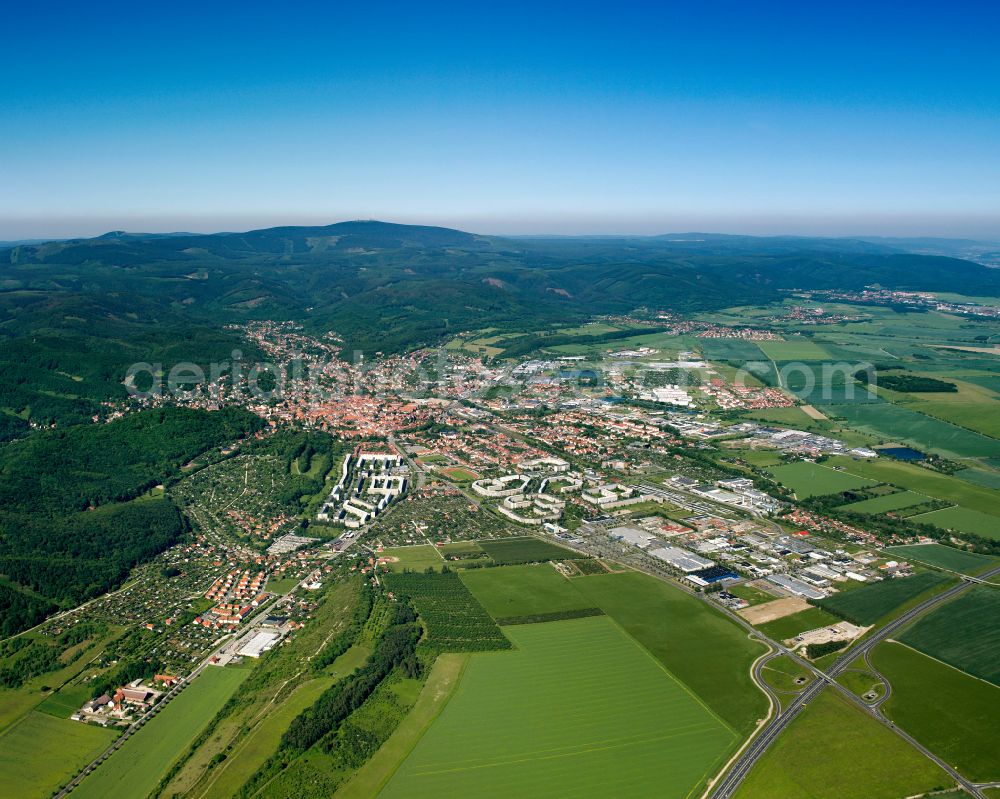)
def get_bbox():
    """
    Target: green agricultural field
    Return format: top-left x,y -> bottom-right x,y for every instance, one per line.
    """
956,466 -> 1000,489
908,505 -> 1000,540
380,544 -> 445,572
872,641 -> 1000,782
815,571 -> 951,625
884,544 -> 997,575
829,454 -> 1000,517
830,402 -> 1000,459
757,339 -> 832,360
459,564 -> 594,620
438,541 -> 485,556
755,606 -> 841,641
898,378 -> 1000,439
478,536 -> 583,565
0,711 -> 117,799
699,338 -> 768,362
380,617 -> 737,799
729,447 -> 785,469
839,490 -> 927,514
766,462 -> 877,498
73,666 -> 249,799
899,586 -> 1000,686
733,688 -> 952,799
573,571 -> 768,735
739,406 -> 817,427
